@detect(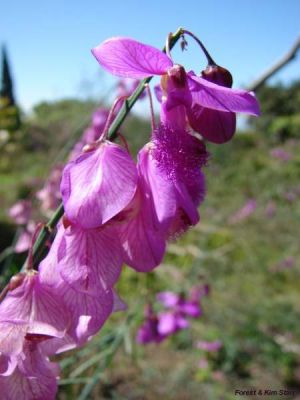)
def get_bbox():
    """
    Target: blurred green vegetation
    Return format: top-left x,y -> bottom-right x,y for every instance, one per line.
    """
0,80 -> 300,399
